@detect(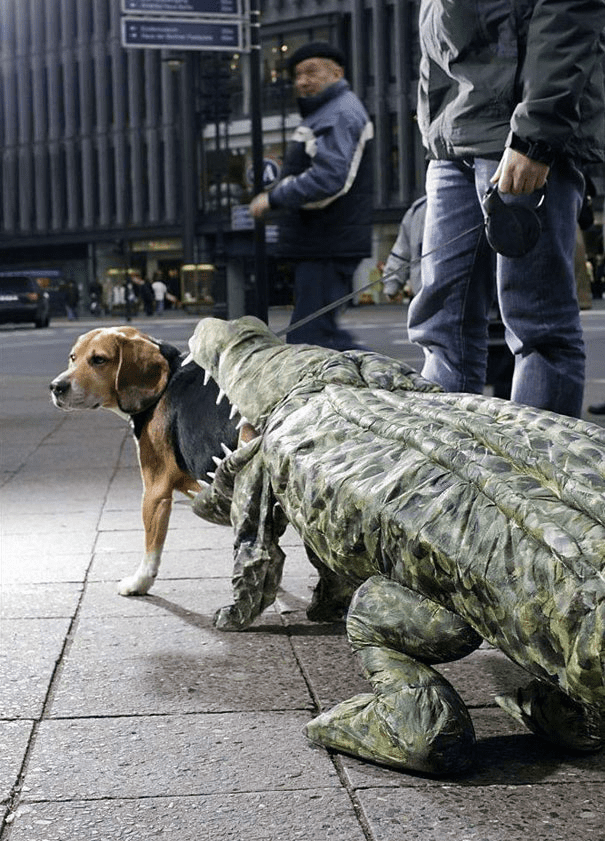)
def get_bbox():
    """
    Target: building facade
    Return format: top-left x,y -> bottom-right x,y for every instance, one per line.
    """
0,0 -> 424,311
